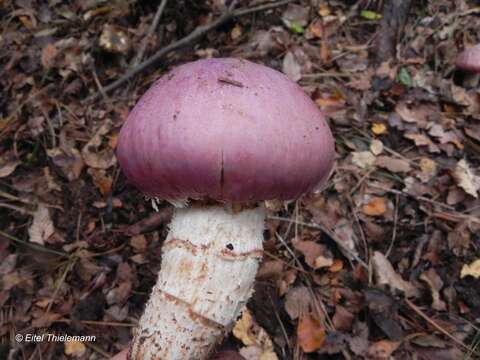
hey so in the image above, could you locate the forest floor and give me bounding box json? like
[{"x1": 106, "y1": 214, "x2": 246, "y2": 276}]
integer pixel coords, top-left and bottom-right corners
[{"x1": 1, "y1": 0, "x2": 480, "y2": 359}]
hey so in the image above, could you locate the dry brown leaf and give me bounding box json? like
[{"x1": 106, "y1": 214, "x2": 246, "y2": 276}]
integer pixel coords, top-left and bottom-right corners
[
  {"x1": 297, "y1": 313, "x2": 326, "y2": 353},
  {"x1": 32, "y1": 312, "x2": 62, "y2": 328},
  {"x1": 282, "y1": 51, "x2": 302, "y2": 82},
  {"x1": 284, "y1": 286, "x2": 311, "y2": 320},
  {"x1": 130, "y1": 234, "x2": 147, "y2": 251},
  {"x1": 375, "y1": 156, "x2": 411, "y2": 173},
  {"x1": 367, "y1": 340, "x2": 400, "y2": 359},
  {"x1": 363, "y1": 197, "x2": 387, "y2": 217},
  {"x1": 420, "y1": 268, "x2": 446, "y2": 311},
  {"x1": 0, "y1": 156, "x2": 20, "y2": 178},
  {"x1": 333, "y1": 220, "x2": 358, "y2": 257},
  {"x1": 64, "y1": 340, "x2": 86, "y2": 357},
  {"x1": 372, "y1": 251, "x2": 419, "y2": 297},
  {"x1": 47, "y1": 147, "x2": 85, "y2": 181},
  {"x1": 2, "y1": 271, "x2": 23, "y2": 291},
  {"x1": 404, "y1": 133, "x2": 440, "y2": 153},
  {"x1": 41, "y1": 43, "x2": 58, "y2": 68},
  {"x1": 293, "y1": 239, "x2": 333, "y2": 269},
  {"x1": 88, "y1": 168, "x2": 113, "y2": 195},
  {"x1": 418, "y1": 157, "x2": 437, "y2": 183},
  {"x1": 460, "y1": 259, "x2": 480, "y2": 279},
  {"x1": 233, "y1": 311, "x2": 277, "y2": 359},
  {"x1": 29, "y1": 204, "x2": 55, "y2": 245},
  {"x1": 231, "y1": 25, "x2": 242, "y2": 40},
  {"x1": 81, "y1": 119, "x2": 117, "y2": 169},
  {"x1": 332, "y1": 305, "x2": 354, "y2": 331},
  {"x1": 395, "y1": 102, "x2": 428, "y2": 126},
  {"x1": 233, "y1": 311, "x2": 257, "y2": 346},
  {"x1": 370, "y1": 139, "x2": 384, "y2": 155},
  {"x1": 453, "y1": 159, "x2": 480, "y2": 198},
  {"x1": 352, "y1": 151, "x2": 376, "y2": 169}
]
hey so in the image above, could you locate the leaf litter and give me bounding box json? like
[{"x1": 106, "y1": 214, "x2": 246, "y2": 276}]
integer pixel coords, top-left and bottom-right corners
[{"x1": 1, "y1": 0, "x2": 480, "y2": 359}]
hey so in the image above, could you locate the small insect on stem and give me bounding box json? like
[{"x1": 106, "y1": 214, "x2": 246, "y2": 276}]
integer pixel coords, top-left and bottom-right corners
[{"x1": 218, "y1": 77, "x2": 244, "y2": 88}]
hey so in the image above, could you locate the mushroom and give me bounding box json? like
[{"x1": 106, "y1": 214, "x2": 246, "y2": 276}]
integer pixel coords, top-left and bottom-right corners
[
  {"x1": 117, "y1": 58, "x2": 335, "y2": 359},
  {"x1": 456, "y1": 43, "x2": 480, "y2": 88}
]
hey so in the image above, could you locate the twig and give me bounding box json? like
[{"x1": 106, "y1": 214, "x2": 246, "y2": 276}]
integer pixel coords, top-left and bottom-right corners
[
  {"x1": 130, "y1": 0, "x2": 168, "y2": 68},
  {"x1": 268, "y1": 216, "x2": 368, "y2": 269},
  {"x1": 404, "y1": 298, "x2": 478, "y2": 355},
  {"x1": 369, "y1": 183, "x2": 455, "y2": 211},
  {"x1": 268, "y1": 293, "x2": 291, "y2": 352},
  {"x1": 386, "y1": 193, "x2": 399, "y2": 258},
  {"x1": 0, "y1": 202, "x2": 33, "y2": 215},
  {"x1": 45, "y1": 257, "x2": 77, "y2": 314},
  {"x1": 346, "y1": 193, "x2": 368, "y2": 262},
  {"x1": 0, "y1": 229, "x2": 68, "y2": 257},
  {"x1": 86, "y1": 0, "x2": 294, "y2": 102}
]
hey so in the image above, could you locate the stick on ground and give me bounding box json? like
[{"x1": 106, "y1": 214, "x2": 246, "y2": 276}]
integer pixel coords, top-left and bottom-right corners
[{"x1": 85, "y1": 0, "x2": 294, "y2": 102}]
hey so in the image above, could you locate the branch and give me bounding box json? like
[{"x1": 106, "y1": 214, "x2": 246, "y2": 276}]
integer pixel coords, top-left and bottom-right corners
[
  {"x1": 86, "y1": 0, "x2": 294, "y2": 102},
  {"x1": 130, "y1": 0, "x2": 168, "y2": 68}
]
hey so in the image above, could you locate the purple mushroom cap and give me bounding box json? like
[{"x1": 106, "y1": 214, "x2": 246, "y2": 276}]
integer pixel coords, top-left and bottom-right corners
[
  {"x1": 117, "y1": 58, "x2": 335, "y2": 202},
  {"x1": 456, "y1": 44, "x2": 480, "y2": 72}
]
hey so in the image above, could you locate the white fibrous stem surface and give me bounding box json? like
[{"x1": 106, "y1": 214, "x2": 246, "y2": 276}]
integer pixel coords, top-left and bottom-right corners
[{"x1": 129, "y1": 205, "x2": 265, "y2": 360}]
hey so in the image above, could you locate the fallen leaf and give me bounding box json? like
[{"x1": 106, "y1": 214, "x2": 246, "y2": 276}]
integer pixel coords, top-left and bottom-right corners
[
  {"x1": 420, "y1": 268, "x2": 447, "y2": 311},
  {"x1": 352, "y1": 151, "x2": 376, "y2": 169},
  {"x1": 47, "y1": 147, "x2": 85, "y2": 181},
  {"x1": 453, "y1": 159, "x2": 480, "y2": 198},
  {"x1": 446, "y1": 187, "x2": 466, "y2": 205},
  {"x1": 395, "y1": 102, "x2": 428, "y2": 126},
  {"x1": 282, "y1": 51, "x2": 302, "y2": 82},
  {"x1": 418, "y1": 157, "x2": 437, "y2": 183},
  {"x1": 239, "y1": 345, "x2": 277, "y2": 360},
  {"x1": 404, "y1": 133, "x2": 440, "y2": 153},
  {"x1": 0, "y1": 157, "x2": 20, "y2": 178},
  {"x1": 233, "y1": 311, "x2": 277, "y2": 359},
  {"x1": 0, "y1": 254, "x2": 17, "y2": 275},
  {"x1": 332, "y1": 305, "x2": 354, "y2": 331},
  {"x1": 375, "y1": 156, "x2": 411, "y2": 173},
  {"x1": 29, "y1": 204, "x2": 55, "y2": 245},
  {"x1": 88, "y1": 168, "x2": 113, "y2": 195},
  {"x1": 329, "y1": 259, "x2": 343, "y2": 272},
  {"x1": 297, "y1": 313, "x2": 326, "y2": 353},
  {"x1": 233, "y1": 311, "x2": 257, "y2": 346},
  {"x1": 372, "y1": 123, "x2": 387, "y2": 135},
  {"x1": 130, "y1": 234, "x2": 147, "y2": 251},
  {"x1": 360, "y1": 10, "x2": 382, "y2": 20},
  {"x1": 460, "y1": 259, "x2": 480, "y2": 279},
  {"x1": 81, "y1": 119, "x2": 117, "y2": 169},
  {"x1": 333, "y1": 220, "x2": 359, "y2": 258},
  {"x1": 363, "y1": 197, "x2": 387, "y2": 217},
  {"x1": 231, "y1": 25, "x2": 242, "y2": 40},
  {"x1": 370, "y1": 139, "x2": 384, "y2": 155},
  {"x1": 372, "y1": 251, "x2": 419, "y2": 297},
  {"x1": 64, "y1": 340, "x2": 86, "y2": 357},
  {"x1": 367, "y1": 340, "x2": 400, "y2": 359},
  {"x1": 32, "y1": 312, "x2": 62, "y2": 328},
  {"x1": 99, "y1": 24, "x2": 129, "y2": 54},
  {"x1": 284, "y1": 286, "x2": 311, "y2": 320},
  {"x1": 41, "y1": 43, "x2": 58, "y2": 68},
  {"x1": 410, "y1": 334, "x2": 446, "y2": 348},
  {"x1": 293, "y1": 239, "x2": 333, "y2": 269}
]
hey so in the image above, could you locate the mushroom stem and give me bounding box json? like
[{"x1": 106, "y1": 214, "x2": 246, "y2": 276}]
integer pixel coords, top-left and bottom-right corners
[{"x1": 129, "y1": 205, "x2": 265, "y2": 360}]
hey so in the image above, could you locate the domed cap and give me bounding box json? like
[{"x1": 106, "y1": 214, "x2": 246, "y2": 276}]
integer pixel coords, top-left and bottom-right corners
[
  {"x1": 456, "y1": 44, "x2": 480, "y2": 72},
  {"x1": 117, "y1": 58, "x2": 335, "y2": 202}
]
